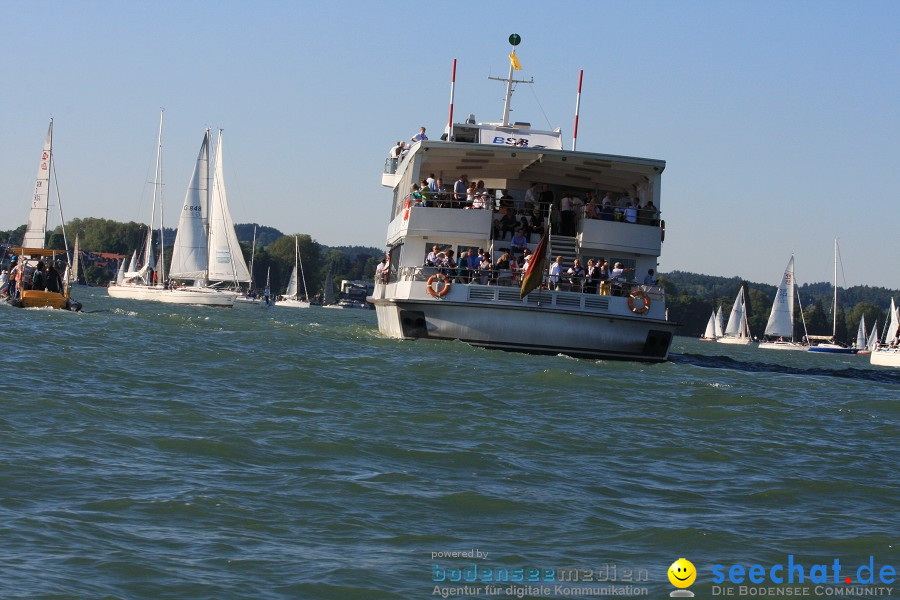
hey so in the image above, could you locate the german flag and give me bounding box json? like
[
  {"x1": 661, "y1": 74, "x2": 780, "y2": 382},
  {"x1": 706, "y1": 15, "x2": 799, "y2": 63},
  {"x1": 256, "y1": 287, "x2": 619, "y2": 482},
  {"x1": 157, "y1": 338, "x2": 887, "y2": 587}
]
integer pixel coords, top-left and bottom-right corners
[{"x1": 520, "y1": 232, "x2": 548, "y2": 299}]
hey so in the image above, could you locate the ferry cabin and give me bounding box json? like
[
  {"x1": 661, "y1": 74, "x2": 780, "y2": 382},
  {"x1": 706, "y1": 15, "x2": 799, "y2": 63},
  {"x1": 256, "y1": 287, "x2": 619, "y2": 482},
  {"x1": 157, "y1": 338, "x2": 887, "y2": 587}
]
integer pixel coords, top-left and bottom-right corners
[{"x1": 373, "y1": 119, "x2": 675, "y2": 361}]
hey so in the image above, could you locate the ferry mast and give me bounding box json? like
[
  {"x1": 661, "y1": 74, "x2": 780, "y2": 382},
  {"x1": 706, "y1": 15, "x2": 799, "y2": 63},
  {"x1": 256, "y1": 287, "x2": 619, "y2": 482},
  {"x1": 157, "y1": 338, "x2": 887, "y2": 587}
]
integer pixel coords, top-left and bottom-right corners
[{"x1": 487, "y1": 33, "x2": 533, "y2": 126}]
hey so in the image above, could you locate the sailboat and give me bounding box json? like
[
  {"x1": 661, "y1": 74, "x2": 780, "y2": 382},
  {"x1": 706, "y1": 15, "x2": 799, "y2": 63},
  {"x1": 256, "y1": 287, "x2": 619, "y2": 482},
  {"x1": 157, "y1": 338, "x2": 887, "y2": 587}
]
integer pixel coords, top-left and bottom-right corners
[
  {"x1": 108, "y1": 123, "x2": 247, "y2": 306},
  {"x1": 808, "y1": 240, "x2": 856, "y2": 354},
  {"x1": 235, "y1": 225, "x2": 259, "y2": 304},
  {"x1": 700, "y1": 310, "x2": 717, "y2": 341},
  {"x1": 854, "y1": 315, "x2": 870, "y2": 354},
  {"x1": 261, "y1": 267, "x2": 274, "y2": 307},
  {"x1": 715, "y1": 305, "x2": 725, "y2": 338},
  {"x1": 9, "y1": 119, "x2": 81, "y2": 311},
  {"x1": 322, "y1": 267, "x2": 341, "y2": 308},
  {"x1": 870, "y1": 300, "x2": 900, "y2": 367},
  {"x1": 866, "y1": 320, "x2": 879, "y2": 353},
  {"x1": 717, "y1": 287, "x2": 753, "y2": 344},
  {"x1": 276, "y1": 236, "x2": 310, "y2": 308},
  {"x1": 758, "y1": 256, "x2": 807, "y2": 351},
  {"x1": 69, "y1": 234, "x2": 86, "y2": 287}
]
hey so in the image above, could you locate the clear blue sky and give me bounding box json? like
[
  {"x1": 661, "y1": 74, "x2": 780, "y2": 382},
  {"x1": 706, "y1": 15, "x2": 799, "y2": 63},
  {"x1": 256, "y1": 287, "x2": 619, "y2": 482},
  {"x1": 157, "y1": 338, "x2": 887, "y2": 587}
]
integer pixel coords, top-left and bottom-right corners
[{"x1": 2, "y1": 1, "x2": 898, "y2": 288}]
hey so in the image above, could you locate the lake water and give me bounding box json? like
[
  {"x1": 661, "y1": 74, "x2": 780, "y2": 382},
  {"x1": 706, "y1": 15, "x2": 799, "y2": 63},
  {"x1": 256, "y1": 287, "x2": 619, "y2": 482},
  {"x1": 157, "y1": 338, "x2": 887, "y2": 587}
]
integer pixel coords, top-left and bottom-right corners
[{"x1": 1, "y1": 288, "x2": 897, "y2": 599}]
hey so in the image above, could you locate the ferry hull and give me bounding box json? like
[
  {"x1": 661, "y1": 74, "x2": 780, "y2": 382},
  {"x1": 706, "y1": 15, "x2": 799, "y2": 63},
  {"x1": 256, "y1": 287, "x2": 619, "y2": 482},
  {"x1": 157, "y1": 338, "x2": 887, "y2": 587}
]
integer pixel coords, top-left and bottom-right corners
[
  {"x1": 373, "y1": 299, "x2": 676, "y2": 362},
  {"x1": 107, "y1": 284, "x2": 237, "y2": 307}
]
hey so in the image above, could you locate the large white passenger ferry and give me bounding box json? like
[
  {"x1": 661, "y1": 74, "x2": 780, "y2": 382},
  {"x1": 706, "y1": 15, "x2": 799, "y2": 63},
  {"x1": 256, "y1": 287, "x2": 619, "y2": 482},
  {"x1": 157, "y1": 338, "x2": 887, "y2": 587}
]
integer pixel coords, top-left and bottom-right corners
[{"x1": 369, "y1": 38, "x2": 678, "y2": 362}]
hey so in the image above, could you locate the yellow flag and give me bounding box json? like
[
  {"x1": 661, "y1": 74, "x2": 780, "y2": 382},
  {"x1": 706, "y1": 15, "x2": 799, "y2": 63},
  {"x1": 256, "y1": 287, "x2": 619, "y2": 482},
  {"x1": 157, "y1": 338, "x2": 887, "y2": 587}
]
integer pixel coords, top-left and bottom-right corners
[{"x1": 509, "y1": 52, "x2": 522, "y2": 71}]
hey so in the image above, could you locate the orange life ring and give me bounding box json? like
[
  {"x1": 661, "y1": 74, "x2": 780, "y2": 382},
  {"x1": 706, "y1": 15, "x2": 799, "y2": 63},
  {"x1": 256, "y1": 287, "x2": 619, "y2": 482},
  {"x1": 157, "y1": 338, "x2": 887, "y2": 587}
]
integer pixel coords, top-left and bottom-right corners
[
  {"x1": 426, "y1": 273, "x2": 451, "y2": 298},
  {"x1": 403, "y1": 198, "x2": 411, "y2": 221},
  {"x1": 660, "y1": 219, "x2": 666, "y2": 242},
  {"x1": 628, "y1": 289, "x2": 651, "y2": 314}
]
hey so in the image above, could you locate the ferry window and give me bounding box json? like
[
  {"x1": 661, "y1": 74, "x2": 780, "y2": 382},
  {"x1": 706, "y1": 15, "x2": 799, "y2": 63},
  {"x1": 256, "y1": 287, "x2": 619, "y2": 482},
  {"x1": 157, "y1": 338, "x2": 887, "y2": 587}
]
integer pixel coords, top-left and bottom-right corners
[
  {"x1": 389, "y1": 243, "x2": 403, "y2": 274},
  {"x1": 424, "y1": 243, "x2": 452, "y2": 266}
]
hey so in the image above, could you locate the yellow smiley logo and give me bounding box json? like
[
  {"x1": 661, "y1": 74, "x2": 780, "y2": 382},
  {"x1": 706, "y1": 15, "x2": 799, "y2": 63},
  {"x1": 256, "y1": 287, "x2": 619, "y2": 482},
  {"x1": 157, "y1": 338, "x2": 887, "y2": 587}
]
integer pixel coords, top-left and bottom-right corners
[{"x1": 668, "y1": 558, "x2": 696, "y2": 588}]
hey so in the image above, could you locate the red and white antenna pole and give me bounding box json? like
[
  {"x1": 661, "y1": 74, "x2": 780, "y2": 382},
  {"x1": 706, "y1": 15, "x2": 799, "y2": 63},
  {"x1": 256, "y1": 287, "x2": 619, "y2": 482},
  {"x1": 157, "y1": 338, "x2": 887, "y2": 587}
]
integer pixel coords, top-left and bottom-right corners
[
  {"x1": 572, "y1": 69, "x2": 583, "y2": 151},
  {"x1": 448, "y1": 58, "x2": 457, "y2": 142}
]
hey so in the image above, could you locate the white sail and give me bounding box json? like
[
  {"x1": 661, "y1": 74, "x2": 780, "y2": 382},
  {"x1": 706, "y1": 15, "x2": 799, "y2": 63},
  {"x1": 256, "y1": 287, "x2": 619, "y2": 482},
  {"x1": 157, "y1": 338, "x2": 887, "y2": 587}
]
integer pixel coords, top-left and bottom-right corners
[
  {"x1": 207, "y1": 130, "x2": 251, "y2": 284},
  {"x1": 72, "y1": 235, "x2": 80, "y2": 284},
  {"x1": 285, "y1": 237, "x2": 299, "y2": 298},
  {"x1": 702, "y1": 311, "x2": 716, "y2": 339},
  {"x1": 124, "y1": 250, "x2": 139, "y2": 277},
  {"x1": 714, "y1": 306, "x2": 725, "y2": 338},
  {"x1": 23, "y1": 120, "x2": 53, "y2": 249},
  {"x1": 764, "y1": 256, "x2": 795, "y2": 338},
  {"x1": 116, "y1": 256, "x2": 126, "y2": 285},
  {"x1": 324, "y1": 269, "x2": 335, "y2": 305},
  {"x1": 856, "y1": 316, "x2": 867, "y2": 349},
  {"x1": 867, "y1": 321, "x2": 879, "y2": 352},
  {"x1": 169, "y1": 131, "x2": 210, "y2": 280},
  {"x1": 724, "y1": 288, "x2": 747, "y2": 337},
  {"x1": 886, "y1": 299, "x2": 899, "y2": 342}
]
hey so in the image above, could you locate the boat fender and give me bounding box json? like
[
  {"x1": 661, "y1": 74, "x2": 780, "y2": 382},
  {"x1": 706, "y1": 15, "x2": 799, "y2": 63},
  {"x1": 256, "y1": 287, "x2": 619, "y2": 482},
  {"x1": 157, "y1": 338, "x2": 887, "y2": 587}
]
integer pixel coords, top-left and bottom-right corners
[
  {"x1": 660, "y1": 219, "x2": 665, "y2": 242},
  {"x1": 426, "y1": 273, "x2": 451, "y2": 298},
  {"x1": 403, "y1": 198, "x2": 411, "y2": 221},
  {"x1": 628, "y1": 289, "x2": 650, "y2": 315}
]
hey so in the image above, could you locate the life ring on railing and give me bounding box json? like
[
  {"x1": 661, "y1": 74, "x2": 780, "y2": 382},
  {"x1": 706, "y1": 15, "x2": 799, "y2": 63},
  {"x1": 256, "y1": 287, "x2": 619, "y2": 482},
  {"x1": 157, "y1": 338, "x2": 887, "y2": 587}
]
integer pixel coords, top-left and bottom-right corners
[
  {"x1": 628, "y1": 289, "x2": 651, "y2": 315},
  {"x1": 660, "y1": 219, "x2": 666, "y2": 242},
  {"x1": 426, "y1": 273, "x2": 451, "y2": 298},
  {"x1": 403, "y1": 198, "x2": 411, "y2": 221}
]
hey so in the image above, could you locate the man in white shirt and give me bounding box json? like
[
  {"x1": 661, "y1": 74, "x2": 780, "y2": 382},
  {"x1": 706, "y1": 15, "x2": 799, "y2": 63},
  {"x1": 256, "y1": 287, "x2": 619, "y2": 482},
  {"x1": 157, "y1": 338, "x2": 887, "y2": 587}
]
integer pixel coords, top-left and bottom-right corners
[{"x1": 548, "y1": 256, "x2": 563, "y2": 290}]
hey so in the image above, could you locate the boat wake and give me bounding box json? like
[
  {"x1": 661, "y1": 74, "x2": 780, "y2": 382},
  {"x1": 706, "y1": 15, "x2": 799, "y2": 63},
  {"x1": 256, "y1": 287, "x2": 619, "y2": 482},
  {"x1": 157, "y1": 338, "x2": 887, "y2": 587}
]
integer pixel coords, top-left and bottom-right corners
[{"x1": 671, "y1": 352, "x2": 900, "y2": 384}]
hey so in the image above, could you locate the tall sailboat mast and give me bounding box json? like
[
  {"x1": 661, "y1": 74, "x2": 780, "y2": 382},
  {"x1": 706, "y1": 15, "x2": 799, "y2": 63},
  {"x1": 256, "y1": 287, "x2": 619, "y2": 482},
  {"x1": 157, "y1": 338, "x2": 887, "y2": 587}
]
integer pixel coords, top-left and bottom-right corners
[
  {"x1": 155, "y1": 109, "x2": 165, "y2": 284},
  {"x1": 249, "y1": 225, "x2": 257, "y2": 291},
  {"x1": 832, "y1": 239, "x2": 838, "y2": 339}
]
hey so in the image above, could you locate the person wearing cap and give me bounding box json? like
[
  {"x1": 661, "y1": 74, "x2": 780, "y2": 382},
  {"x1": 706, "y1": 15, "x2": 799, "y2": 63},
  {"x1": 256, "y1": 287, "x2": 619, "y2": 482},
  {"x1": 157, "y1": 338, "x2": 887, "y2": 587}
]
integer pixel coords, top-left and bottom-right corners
[{"x1": 411, "y1": 127, "x2": 428, "y2": 142}]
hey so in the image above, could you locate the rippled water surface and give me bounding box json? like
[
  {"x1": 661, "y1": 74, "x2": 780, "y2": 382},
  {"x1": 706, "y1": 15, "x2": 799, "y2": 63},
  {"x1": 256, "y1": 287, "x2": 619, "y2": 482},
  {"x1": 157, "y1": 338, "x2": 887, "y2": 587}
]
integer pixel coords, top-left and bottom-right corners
[{"x1": 1, "y1": 289, "x2": 897, "y2": 599}]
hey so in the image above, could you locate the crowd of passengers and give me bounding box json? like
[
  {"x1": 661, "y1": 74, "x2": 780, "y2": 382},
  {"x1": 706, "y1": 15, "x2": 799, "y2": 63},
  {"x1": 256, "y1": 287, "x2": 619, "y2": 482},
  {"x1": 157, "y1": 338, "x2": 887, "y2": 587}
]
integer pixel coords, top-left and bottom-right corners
[
  {"x1": 405, "y1": 174, "x2": 660, "y2": 239},
  {"x1": 410, "y1": 243, "x2": 658, "y2": 296},
  {"x1": 0, "y1": 257, "x2": 65, "y2": 300}
]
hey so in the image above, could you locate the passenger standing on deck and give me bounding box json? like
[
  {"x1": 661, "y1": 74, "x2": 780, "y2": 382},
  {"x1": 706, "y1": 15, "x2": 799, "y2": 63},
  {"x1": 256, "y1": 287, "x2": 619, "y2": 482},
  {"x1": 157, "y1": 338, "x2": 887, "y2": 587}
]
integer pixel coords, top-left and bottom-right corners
[
  {"x1": 0, "y1": 270, "x2": 9, "y2": 298},
  {"x1": 32, "y1": 261, "x2": 45, "y2": 291},
  {"x1": 454, "y1": 174, "x2": 469, "y2": 209},
  {"x1": 524, "y1": 182, "x2": 539, "y2": 211},
  {"x1": 45, "y1": 262, "x2": 62, "y2": 293},
  {"x1": 548, "y1": 256, "x2": 563, "y2": 290},
  {"x1": 433, "y1": 178, "x2": 448, "y2": 207},
  {"x1": 426, "y1": 245, "x2": 441, "y2": 266},
  {"x1": 540, "y1": 184, "x2": 556, "y2": 231},
  {"x1": 411, "y1": 127, "x2": 428, "y2": 142}
]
